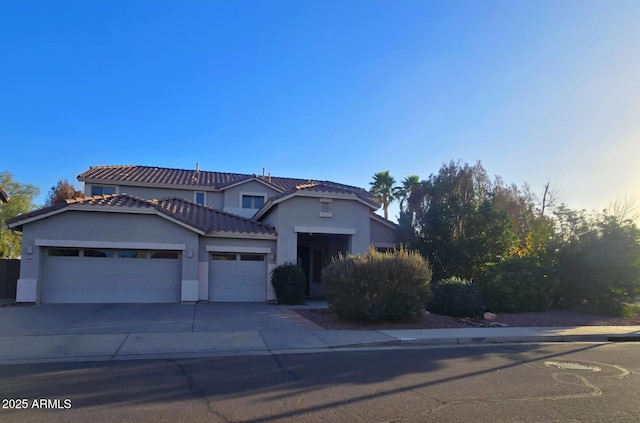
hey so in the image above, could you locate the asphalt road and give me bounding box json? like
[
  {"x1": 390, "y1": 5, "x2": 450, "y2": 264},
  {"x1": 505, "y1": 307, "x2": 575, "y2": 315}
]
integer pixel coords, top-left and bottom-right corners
[{"x1": 1, "y1": 343, "x2": 639, "y2": 422}]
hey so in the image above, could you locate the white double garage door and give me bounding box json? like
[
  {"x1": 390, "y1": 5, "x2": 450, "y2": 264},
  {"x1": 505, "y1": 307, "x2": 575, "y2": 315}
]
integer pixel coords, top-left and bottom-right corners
[{"x1": 42, "y1": 247, "x2": 267, "y2": 303}]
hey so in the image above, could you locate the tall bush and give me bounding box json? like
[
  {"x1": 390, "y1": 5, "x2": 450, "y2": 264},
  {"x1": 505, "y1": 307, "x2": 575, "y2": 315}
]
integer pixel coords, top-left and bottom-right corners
[
  {"x1": 428, "y1": 277, "x2": 484, "y2": 317},
  {"x1": 322, "y1": 247, "x2": 432, "y2": 322},
  {"x1": 481, "y1": 256, "x2": 552, "y2": 313},
  {"x1": 554, "y1": 214, "x2": 640, "y2": 315},
  {"x1": 271, "y1": 262, "x2": 307, "y2": 305}
]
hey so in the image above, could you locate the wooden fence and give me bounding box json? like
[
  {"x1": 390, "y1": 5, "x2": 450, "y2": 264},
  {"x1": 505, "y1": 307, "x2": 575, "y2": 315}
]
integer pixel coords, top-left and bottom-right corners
[{"x1": 0, "y1": 259, "x2": 19, "y2": 300}]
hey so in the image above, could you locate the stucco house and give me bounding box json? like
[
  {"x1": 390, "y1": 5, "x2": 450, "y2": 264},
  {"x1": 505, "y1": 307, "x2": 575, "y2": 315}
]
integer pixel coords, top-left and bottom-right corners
[{"x1": 6, "y1": 165, "x2": 399, "y2": 304}]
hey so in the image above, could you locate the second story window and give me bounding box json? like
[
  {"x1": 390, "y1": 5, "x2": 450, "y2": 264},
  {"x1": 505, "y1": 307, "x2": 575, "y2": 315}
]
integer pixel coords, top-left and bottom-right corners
[
  {"x1": 242, "y1": 195, "x2": 265, "y2": 209},
  {"x1": 194, "y1": 191, "x2": 206, "y2": 205},
  {"x1": 91, "y1": 186, "x2": 116, "y2": 196}
]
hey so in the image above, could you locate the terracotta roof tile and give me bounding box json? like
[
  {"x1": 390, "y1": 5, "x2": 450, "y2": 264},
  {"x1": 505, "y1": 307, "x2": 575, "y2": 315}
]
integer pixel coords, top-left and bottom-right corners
[
  {"x1": 78, "y1": 165, "x2": 378, "y2": 205},
  {"x1": 264, "y1": 183, "x2": 379, "y2": 208},
  {"x1": 6, "y1": 194, "x2": 276, "y2": 236},
  {"x1": 155, "y1": 198, "x2": 276, "y2": 235},
  {"x1": 79, "y1": 165, "x2": 249, "y2": 189},
  {"x1": 66, "y1": 194, "x2": 156, "y2": 208}
]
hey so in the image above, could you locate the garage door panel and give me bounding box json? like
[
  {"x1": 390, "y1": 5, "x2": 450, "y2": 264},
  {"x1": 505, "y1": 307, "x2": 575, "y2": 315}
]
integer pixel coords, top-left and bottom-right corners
[
  {"x1": 209, "y1": 257, "x2": 266, "y2": 302},
  {"x1": 43, "y1": 253, "x2": 181, "y2": 303}
]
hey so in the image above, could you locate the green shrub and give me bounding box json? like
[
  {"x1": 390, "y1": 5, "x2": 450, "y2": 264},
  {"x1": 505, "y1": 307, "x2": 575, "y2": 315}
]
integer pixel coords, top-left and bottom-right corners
[
  {"x1": 553, "y1": 215, "x2": 640, "y2": 316},
  {"x1": 481, "y1": 256, "x2": 551, "y2": 313},
  {"x1": 322, "y1": 247, "x2": 432, "y2": 322},
  {"x1": 428, "y1": 277, "x2": 484, "y2": 317},
  {"x1": 271, "y1": 262, "x2": 307, "y2": 305}
]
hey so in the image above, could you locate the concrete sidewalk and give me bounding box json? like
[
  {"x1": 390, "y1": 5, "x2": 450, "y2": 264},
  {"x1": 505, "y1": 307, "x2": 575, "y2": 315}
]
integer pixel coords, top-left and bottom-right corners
[{"x1": 0, "y1": 303, "x2": 639, "y2": 364}]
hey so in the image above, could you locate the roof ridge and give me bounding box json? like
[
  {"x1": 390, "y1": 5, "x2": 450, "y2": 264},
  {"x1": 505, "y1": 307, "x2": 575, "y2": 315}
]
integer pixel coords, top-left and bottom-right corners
[
  {"x1": 89, "y1": 164, "x2": 137, "y2": 169},
  {"x1": 84, "y1": 164, "x2": 326, "y2": 184},
  {"x1": 91, "y1": 164, "x2": 251, "y2": 177}
]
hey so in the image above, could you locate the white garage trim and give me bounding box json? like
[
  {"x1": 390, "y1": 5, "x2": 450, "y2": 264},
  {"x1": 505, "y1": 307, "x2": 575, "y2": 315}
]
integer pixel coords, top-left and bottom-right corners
[
  {"x1": 16, "y1": 278, "x2": 37, "y2": 302},
  {"x1": 206, "y1": 246, "x2": 272, "y2": 254},
  {"x1": 293, "y1": 226, "x2": 356, "y2": 235},
  {"x1": 35, "y1": 239, "x2": 186, "y2": 250},
  {"x1": 198, "y1": 262, "x2": 209, "y2": 300}
]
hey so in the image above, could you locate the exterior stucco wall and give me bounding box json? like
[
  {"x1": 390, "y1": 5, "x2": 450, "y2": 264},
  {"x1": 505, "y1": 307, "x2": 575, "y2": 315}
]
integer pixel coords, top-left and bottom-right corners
[
  {"x1": 370, "y1": 217, "x2": 399, "y2": 247},
  {"x1": 223, "y1": 180, "x2": 279, "y2": 208},
  {"x1": 18, "y1": 211, "x2": 200, "y2": 302},
  {"x1": 270, "y1": 197, "x2": 372, "y2": 265},
  {"x1": 83, "y1": 183, "x2": 224, "y2": 209},
  {"x1": 222, "y1": 180, "x2": 279, "y2": 218}
]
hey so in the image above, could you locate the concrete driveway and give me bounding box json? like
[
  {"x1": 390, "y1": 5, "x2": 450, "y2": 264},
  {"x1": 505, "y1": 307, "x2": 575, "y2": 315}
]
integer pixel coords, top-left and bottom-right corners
[
  {"x1": 0, "y1": 303, "x2": 308, "y2": 336},
  {"x1": 0, "y1": 302, "x2": 396, "y2": 363}
]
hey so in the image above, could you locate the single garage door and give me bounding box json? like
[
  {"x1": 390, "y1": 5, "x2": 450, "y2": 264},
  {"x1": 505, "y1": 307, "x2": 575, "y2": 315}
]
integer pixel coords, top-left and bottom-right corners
[
  {"x1": 209, "y1": 253, "x2": 266, "y2": 302},
  {"x1": 43, "y1": 248, "x2": 181, "y2": 303}
]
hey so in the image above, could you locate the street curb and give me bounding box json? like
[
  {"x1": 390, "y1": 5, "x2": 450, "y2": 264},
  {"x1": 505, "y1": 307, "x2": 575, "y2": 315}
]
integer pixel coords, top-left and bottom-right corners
[
  {"x1": 607, "y1": 335, "x2": 640, "y2": 342},
  {"x1": 341, "y1": 334, "x2": 640, "y2": 348}
]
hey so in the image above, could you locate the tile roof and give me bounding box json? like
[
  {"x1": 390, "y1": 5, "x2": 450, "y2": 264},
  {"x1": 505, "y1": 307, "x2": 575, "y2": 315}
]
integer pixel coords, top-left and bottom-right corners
[
  {"x1": 79, "y1": 165, "x2": 249, "y2": 189},
  {"x1": 370, "y1": 212, "x2": 400, "y2": 228},
  {"x1": 6, "y1": 194, "x2": 276, "y2": 236},
  {"x1": 78, "y1": 165, "x2": 378, "y2": 205},
  {"x1": 253, "y1": 183, "x2": 380, "y2": 220},
  {"x1": 155, "y1": 197, "x2": 276, "y2": 235}
]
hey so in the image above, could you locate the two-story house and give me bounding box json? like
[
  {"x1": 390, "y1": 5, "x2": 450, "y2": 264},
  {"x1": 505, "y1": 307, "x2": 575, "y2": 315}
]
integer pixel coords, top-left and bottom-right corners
[{"x1": 6, "y1": 165, "x2": 399, "y2": 304}]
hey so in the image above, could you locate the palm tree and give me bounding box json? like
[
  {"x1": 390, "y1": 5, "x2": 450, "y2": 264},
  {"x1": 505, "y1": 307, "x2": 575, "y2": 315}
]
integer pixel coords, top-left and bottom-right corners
[
  {"x1": 369, "y1": 171, "x2": 396, "y2": 220},
  {"x1": 394, "y1": 175, "x2": 420, "y2": 212}
]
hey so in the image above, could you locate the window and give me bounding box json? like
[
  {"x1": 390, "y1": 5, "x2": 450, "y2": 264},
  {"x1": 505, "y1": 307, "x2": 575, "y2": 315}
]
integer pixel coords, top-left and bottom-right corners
[
  {"x1": 91, "y1": 186, "x2": 116, "y2": 196},
  {"x1": 240, "y1": 254, "x2": 264, "y2": 262},
  {"x1": 48, "y1": 248, "x2": 80, "y2": 257},
  {"x1": 117, "y1": 250, "x2": 147, "y2": 259},
  {"x1": 211, "y1": 253, "x2": 237, "y2": 261},
  {"x1": 242, "y1": 195, "x2": 265, "y2": 209},
  {"x1": 319, "y1": 198, "x2": 332, "y2": 217},
  {"x1": 83, "y1": 249, "x2": 113, "y2": 258},
  {"x1": 194, "y1": 191, "x2": 206, "y2": 205},
  {"x1": 150, "y1": 251, "x2": 179, "y2": 259}
]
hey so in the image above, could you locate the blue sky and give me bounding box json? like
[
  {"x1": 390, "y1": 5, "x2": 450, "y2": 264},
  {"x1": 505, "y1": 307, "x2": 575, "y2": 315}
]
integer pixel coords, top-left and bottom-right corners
[{"x1": 2, "y1": 0, "x2": 639, "y2": 221}]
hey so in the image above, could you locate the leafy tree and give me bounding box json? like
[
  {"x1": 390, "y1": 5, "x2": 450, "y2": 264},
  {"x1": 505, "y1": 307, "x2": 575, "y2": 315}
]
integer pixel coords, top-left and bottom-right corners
[
  {"x1": 393, "y1": 175, "x2": 420, "y2": 212},
  {"x1": 369, "y1": 170, "x2": 396, "y2": 220},
  {"x1": 404, "y1": 161, "x2": 514, "y2": 280},
  {"x1": 398, "y1": 160, "x2": 640, "y2": 316},
  {"x1": 46, "y1": 179, "x2": 84, "y2": 206},
  {"x1": 553, "y1": 210, "x2": 640, "y2": 314},
  {"x1": 0, "y1": 171, "x2": 40, "y2": 258}
]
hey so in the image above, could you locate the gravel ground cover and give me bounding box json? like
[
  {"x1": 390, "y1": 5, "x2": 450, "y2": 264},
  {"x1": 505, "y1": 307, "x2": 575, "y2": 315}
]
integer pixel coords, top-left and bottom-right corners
[{"x1": 295, "y1": 308, "x2": 640, "y2": 330}]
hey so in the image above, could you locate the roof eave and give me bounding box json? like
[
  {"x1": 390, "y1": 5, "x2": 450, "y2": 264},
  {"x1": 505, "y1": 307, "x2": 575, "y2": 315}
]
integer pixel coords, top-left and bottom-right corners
[
  {"x1": 371, "y1": 213, "x2": 400, "y2": 229},
  {"x1": 78, "y1": 178, "x2": 222, "y2": 193},
  {"x1": 5, "y1": 206, "x2": 68, "y2": 230}
]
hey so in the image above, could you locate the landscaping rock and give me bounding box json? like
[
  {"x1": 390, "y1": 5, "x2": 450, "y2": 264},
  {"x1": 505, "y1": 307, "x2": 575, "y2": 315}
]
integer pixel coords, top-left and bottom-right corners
[{"x1": 484, "y1": 312, "x2": 498, "y2": 320}]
